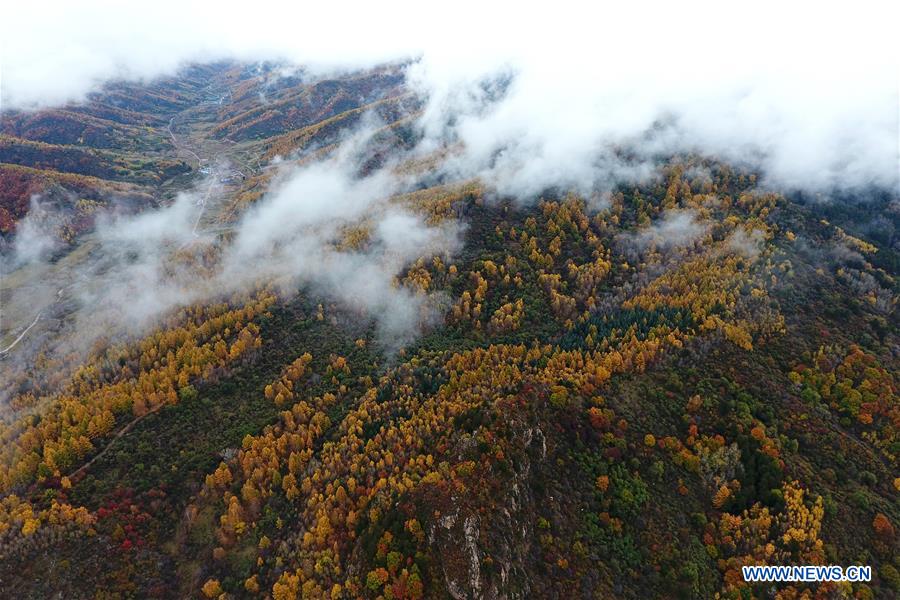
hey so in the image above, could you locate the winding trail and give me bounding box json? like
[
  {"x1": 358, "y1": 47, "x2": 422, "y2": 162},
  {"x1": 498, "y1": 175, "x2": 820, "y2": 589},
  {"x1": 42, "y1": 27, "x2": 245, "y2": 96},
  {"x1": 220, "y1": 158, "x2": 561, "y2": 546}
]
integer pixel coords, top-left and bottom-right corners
[
  {"x1": 1, "y1": 281, "x2": 79, "y2": 359},
  {"x1": 0, "y1": 310, "x2": 42, "y2": 358},
  {"x1": 69, "y1": 403, "x2": 166, "y2": 479},
  {"x1": 167, "y1": 115, "x2": 202, "y2": 165},
  {"x1": 190, "y1": 178, "x2": 218, "y2": 238}
]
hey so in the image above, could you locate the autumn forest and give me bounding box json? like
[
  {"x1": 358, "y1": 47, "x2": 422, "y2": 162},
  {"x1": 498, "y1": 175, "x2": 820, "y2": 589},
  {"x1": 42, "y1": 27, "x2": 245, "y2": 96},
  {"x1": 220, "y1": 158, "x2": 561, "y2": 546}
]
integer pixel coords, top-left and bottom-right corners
[{"x1": 0, "y1": 57, "x2": 897, "y2": 600}]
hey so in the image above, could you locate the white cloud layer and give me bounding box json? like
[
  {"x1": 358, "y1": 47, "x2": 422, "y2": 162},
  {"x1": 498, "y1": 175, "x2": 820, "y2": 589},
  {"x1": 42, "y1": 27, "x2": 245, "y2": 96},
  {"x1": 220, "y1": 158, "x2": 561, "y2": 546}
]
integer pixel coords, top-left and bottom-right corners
[{"x1": 3, "y1": 0, "x2": 897, "y2": 192}]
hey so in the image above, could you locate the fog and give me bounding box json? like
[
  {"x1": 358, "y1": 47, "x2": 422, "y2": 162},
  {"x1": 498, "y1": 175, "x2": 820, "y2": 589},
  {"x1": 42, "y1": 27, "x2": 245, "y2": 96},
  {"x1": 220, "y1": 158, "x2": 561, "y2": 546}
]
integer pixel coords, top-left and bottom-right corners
[
  {"x1": 623, "y1": 209, "x2": 710, "y2": 251},
  {"x1": 7, "y1": 197, "x2": 63, "y2": 267},
  {"x1": 217, "y1": 136, "x2": 460, "y2": 346},
  {"x1": 4, "y1": 1, "x2": 897, "y2": 193}
]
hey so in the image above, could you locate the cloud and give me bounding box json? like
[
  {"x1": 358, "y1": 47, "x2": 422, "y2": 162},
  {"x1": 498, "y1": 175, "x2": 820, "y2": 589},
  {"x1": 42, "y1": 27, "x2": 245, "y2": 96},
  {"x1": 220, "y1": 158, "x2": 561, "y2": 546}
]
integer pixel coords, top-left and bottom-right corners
[
  {"x1": 217, "y1": 139, "x2": 460, "y2": 346},
  {"x1": 725, "y1": 227, "x2": 766, "y2": 259},
  {"x1": 621, "y1": 209, "x2": 710, "y2": 253},
  {"x1": 409, "y1": 28, "x2": 898, "y2": 194},
  {"x1": 74, "y1": 191, "x2": 211, "y2": 329},
  {"x1": 4, "y1": 196, "x2": 62, "y2": 267},
  {"x1": 3, "y1": 1, "x2": 896, "y2": 193}
]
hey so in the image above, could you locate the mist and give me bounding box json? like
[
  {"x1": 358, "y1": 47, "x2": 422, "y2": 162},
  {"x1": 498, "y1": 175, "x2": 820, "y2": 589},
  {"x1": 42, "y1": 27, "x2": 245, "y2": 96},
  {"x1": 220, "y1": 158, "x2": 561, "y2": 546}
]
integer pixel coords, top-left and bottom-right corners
[
  {"x1": 216, "y1": 135, "x2": 460, "y2": 347},
  {"x1": 6, "y1": 196, "x2": 63, "y2": 267},
  {"x1": 5, "y1": 1, "x2": 897, "y2": 194},
  {"x1": 621, "y1": 209, "x2": 711, "y2": 252}
]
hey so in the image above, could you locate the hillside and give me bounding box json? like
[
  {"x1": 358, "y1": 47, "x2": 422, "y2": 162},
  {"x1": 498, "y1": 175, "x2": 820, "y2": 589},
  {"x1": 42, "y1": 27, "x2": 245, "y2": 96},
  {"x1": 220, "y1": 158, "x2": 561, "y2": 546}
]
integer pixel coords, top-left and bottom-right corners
[{"x1": 0, "y1": 62, "x2": 897, "y2": 600}]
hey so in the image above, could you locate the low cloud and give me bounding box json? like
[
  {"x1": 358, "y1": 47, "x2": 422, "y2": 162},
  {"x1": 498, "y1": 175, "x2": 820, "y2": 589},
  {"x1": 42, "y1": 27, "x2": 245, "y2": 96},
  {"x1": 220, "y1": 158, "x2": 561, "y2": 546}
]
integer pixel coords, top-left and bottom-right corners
[
  {"x1": 4, "y1": 196, "x2": 62, "y2": 268},
  {"x1": 218, "y1": 141, "x2": 460, "y2": 346},
  {"x1": 3, "y1": 2, "x2": 897, "y2": 196},
  {"x1": 620, "y1": 209, "x2": 710, "y2": 254},
  {"x1": 725, "y1": 227, "x2": 766, "y2": 259}
]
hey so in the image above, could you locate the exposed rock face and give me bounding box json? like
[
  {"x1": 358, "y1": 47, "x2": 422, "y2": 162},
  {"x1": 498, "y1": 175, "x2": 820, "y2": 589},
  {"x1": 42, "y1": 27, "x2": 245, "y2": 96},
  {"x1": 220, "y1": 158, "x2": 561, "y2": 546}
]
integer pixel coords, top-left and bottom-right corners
[{"x1": 427, "y1": 424, "x2": 549, "y2": 599}]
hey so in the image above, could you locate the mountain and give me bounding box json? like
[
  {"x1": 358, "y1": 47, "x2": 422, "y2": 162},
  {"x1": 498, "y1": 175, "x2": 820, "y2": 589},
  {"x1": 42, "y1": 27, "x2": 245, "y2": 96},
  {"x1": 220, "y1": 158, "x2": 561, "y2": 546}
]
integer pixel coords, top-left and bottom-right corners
[{"x1": 0, "y1": 62, "x2": 897, "y2": 599}]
